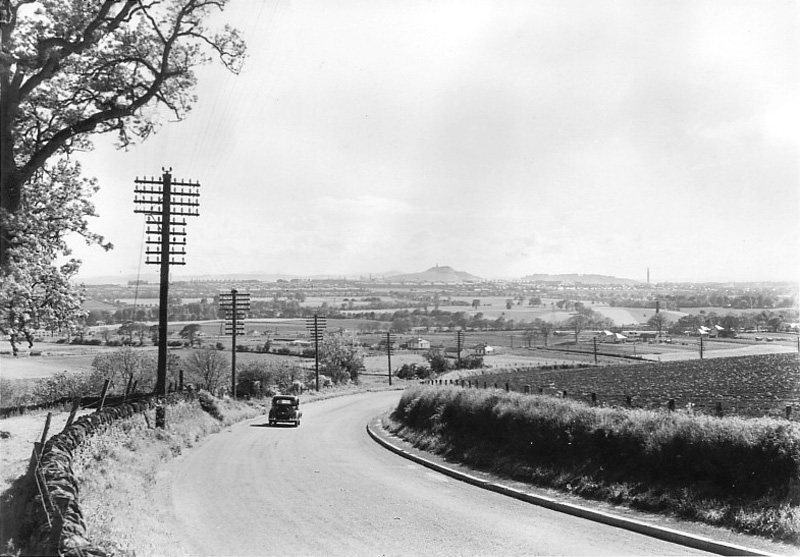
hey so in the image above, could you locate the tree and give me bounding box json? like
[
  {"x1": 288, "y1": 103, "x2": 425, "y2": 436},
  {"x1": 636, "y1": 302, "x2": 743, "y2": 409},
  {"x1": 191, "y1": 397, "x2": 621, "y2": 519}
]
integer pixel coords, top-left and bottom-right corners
[
  {"x1": 534, "y1": 319, "x2": 553, "y2": 347},
  {"x1": 424, "y1": 351, "x2": 452, "y2": 374},
  {"x1": 1, "y1": 1, "x2": 246, "y2": 359},
  {"x1": 184, "y1": 347, "x2": 229, "y2": 392},
  {"x1": 471, "y1": 299, "x2": 480, "y2": 310},
  {"x1": 91, "y1": 346, "x2": 156, "y2": 394},
  {"x1": 567, "y1": 313, "x2": 590, "y2": 343},
  {"x1": 179, "y1": 323, "x2": 201, "y2": 346},
  {"x1": 0, "y1": 160, "x2": 109, "y2": 353},
  {"x1": 1, "y1": 0, "x2": 246, "y2": 265},
  {"x1": 647, "y1": 313, "x2": 670, "y2": 336},
  {"x1": 320, "y1": 333, "x2": 364, "y2": 384}
]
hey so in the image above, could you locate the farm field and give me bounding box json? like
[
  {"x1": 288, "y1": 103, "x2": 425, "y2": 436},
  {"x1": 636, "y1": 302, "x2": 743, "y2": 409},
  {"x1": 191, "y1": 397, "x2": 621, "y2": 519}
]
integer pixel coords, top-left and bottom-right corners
[{"x1": 468, "y1": 352, "x2": 800, "y2": 420}]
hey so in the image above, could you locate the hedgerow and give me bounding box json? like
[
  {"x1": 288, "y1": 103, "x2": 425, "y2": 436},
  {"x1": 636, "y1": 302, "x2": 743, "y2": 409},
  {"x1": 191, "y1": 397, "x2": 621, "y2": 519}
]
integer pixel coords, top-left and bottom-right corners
[{"x1": 391, "y1": 385, "x2": 800, "y2": 541}]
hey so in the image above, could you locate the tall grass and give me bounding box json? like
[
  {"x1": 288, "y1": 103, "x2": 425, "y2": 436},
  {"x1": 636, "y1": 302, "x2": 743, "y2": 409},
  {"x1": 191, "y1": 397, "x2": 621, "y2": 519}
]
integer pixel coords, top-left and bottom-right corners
[{"x1": 390, "y1": 385, "x2": 800, "y2": 543}]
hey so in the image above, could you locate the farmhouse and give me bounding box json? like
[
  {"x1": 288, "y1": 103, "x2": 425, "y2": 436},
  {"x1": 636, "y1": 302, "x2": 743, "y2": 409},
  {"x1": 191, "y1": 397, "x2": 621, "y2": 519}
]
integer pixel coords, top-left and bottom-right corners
[
  {"x1": 407, "y1": 337, "x2": 430, "y2": 350},
  {"x1": 473, "y1": 342, "x2": 495, "y2": 355}
]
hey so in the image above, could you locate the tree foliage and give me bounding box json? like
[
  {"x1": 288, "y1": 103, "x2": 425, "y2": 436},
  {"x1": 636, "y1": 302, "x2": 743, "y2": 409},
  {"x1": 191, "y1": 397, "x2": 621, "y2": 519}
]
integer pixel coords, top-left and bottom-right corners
[
  {"x1": 91, "y1": 346, "x2": 156, "y2": 393},
  {"x1": 0, "y1": 159, "x2": 111, "y2": 353},
  {"x1": 0, "y1": 0, "x2": 246, "y2": 350},
  {"x1": 320, "y1": 333, "x2": 364, "y2": 384},
  {"x1": 184, "y1": 347, "x2": 229, "y2": 392},
  {"x1": 236, "y1": 360, "x2": 308, "y2": 397}
]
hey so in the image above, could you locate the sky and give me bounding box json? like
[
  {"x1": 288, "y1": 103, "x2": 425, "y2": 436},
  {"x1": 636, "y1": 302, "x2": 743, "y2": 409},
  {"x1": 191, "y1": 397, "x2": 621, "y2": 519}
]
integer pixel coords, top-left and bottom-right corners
[{"x1": 69, "y1": 0, "x2": 799, "y2": 283}]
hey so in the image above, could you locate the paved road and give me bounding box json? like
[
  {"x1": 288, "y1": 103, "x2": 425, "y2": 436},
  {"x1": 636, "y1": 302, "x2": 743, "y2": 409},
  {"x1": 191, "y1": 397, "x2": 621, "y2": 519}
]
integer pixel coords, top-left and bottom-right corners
[{"x1": 163, "y1": 391, "x2": 710, "y2": 556}]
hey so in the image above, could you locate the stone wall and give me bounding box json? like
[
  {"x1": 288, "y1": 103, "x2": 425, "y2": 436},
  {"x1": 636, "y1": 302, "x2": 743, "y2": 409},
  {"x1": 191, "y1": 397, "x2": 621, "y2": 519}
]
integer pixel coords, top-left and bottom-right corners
[{"x1": 27, "y1": 395, "x2": 183, "y2": 556}]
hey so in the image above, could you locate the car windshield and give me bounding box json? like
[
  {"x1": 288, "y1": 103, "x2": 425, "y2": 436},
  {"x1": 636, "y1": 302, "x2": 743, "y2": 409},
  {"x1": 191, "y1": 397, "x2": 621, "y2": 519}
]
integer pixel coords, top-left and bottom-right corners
[{"x1": 273, "y1": 398, "x2": 295, "y2": 406}]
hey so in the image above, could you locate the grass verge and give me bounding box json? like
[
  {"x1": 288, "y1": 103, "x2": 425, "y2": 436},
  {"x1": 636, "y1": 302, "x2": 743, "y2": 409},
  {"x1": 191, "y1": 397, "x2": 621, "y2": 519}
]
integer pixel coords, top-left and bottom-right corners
[
  {"x1": 388, "y1": 385, "x2": 800, "y2": 544},
  {"x1": 70, "y1": 397, "x2": 266, "y2": 556},
  {"x1": 59, "y1": 379, "x2": 403, "y2": 555}
]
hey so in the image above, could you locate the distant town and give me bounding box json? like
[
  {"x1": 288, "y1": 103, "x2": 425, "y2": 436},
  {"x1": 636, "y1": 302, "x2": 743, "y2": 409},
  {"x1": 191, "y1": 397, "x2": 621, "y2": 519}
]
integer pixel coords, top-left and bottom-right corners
[{"x1": 78, "y1": 266, "x2": 798, "y2": 336}]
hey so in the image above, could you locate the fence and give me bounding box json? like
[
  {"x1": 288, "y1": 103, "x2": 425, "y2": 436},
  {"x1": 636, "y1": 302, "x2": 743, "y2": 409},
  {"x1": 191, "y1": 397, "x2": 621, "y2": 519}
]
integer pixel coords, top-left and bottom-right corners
[
  {"x1": 24, "y1": 391, "x2": 189, "y2": 556},
  {"x1": 422, "y1": 378, "x2": 796, "y2": 421}
]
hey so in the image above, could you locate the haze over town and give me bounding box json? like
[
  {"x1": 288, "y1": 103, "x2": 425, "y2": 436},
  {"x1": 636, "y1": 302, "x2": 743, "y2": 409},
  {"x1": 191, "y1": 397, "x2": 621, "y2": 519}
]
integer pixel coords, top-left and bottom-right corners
[{"x1": 68, "y1": 0, "x2": 799, "y2": 284}]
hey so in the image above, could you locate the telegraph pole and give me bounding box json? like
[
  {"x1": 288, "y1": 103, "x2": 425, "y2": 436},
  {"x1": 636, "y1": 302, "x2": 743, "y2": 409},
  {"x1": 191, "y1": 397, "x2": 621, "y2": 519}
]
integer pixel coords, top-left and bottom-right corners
[
  {"x1": 456, "y1": 330, "x2": 465, "y2": 367},
  {"x1": 220, "y1": 290, "x2": 250, "y2": 398},
  {"x1": 306, "y1": 315, "x2": 326, "y2": 391},
  {"x1": 134, "y1": 169, "x2": 199, "y2": 398},
  {"x1": 385, "y1": 331, "x2": 397, "y2": 385}
]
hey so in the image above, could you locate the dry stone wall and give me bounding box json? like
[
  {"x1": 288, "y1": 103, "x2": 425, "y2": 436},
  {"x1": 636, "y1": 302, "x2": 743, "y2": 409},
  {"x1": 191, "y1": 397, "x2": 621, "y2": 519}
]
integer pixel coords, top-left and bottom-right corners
[{"x1": 28, "y1": 395, "x2": 183, "y2": 556}]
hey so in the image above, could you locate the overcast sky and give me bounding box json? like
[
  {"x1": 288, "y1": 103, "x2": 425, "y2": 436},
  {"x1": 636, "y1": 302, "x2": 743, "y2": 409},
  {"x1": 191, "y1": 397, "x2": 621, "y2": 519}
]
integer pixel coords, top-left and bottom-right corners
[{"x1": 70, "y1": 0, "x2": 799, "y2": 283}]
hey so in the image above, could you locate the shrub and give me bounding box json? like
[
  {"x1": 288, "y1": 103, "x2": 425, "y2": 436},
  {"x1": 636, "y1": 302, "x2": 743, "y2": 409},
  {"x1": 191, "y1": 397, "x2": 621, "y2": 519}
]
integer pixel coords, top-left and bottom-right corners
[
  {"x1": 30, "y1": 370, "x2": 107, "y2": 405},
  {"x1": 425, "y1": 352, "x2": 451, "y2": 374},
  {"x1": 396, "y1": 363, "x2": 433, "y2": 380},
  {"x1": 392, "y1": 386, "x2": 800, "y2": 501},
  {"x1": 458, "y1": 354, "x2": 484, "y2": 369},
  {"x1": 197, "y1": 390, "x2": 224, "y2": 421},
  {"x1": 236, "y1": 360, "x2": 309, "y2": 397}
]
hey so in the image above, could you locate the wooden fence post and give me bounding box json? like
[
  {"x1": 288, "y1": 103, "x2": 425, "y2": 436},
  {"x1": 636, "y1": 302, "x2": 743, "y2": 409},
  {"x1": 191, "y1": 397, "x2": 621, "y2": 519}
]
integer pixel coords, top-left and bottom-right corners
[
  {"x1": 155, "y1": 406, "x2": 166, "y2": 429},
  {"x1": 787, "y1": 406, "x2": 793, "y2": 420},
  {"x1": 63, "y1": 399, "x2": 81, "y2": 431},
  {"x1": 668, "y1": 399, "x2": 675, "y2": 411},
  {"x1": 524, "y1": 385, "x2": 531, "y2": 394},
  {"x1": 591, "y1": 393, "x2": 597, "y2": 405},
  {"x1": 96, "y1": 379, "x2": 110, "y2": 413},
  {"x1": 39, "y1": 412, "x2": 52, "y2": 446},
  {"x1": 715, "y1": 401, "x2": 723, "y2": 417}
]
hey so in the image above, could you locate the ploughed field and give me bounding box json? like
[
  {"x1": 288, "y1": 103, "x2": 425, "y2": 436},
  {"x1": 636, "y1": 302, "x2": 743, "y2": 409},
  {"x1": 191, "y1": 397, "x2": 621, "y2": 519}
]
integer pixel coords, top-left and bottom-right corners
[{"x1": 473, "y1": 353, "x2": 800, "y2": 420}]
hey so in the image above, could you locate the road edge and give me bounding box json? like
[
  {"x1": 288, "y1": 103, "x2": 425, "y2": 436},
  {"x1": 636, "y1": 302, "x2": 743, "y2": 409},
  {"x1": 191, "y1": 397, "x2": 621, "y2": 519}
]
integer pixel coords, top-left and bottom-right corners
[{"x1": 366, "y1": 416, "x2": 771, "y2": 557}]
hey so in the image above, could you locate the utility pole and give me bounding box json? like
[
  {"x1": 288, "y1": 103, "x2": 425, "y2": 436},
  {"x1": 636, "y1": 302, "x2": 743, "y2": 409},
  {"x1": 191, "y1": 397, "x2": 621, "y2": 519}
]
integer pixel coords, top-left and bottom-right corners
[
  {"x1": 134, "y1": 169, "x2": 199, "y2": 399},
  {"x1": 384, "y1": 331, "x2": 397, "y2": 385},
  {"x1": 456, "y1": 330, "x2": 465, "y2": 368},
  {"x1": 700, "y1": 334, "x2": 705, "y2": 359},
  {"x1": 593, "y1": 336, "x2": 598, "y2": 365},
  {"x1": 306, "y1": 315, "x2": 326, "y2": 391},
  {"x1": 220, "y1": 289, "x2": 250, "y2": 398}
]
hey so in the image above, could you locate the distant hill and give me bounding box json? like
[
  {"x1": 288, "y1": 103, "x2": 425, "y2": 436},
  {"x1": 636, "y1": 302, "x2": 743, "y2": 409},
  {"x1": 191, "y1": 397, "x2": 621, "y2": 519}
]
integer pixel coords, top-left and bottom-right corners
[
  {"x1": 521, "y1": 273, "x2": 641, "y2": 285},
  {"x1": 386, "y1": 265, "x2": 482, "y2": 283}
]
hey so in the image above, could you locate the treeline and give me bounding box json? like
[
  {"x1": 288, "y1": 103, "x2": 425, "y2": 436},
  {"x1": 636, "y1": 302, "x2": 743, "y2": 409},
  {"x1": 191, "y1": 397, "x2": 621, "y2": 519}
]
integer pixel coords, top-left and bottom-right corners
[{"x1": 610, "y1": 292, "x2": 796, "y2": 310}]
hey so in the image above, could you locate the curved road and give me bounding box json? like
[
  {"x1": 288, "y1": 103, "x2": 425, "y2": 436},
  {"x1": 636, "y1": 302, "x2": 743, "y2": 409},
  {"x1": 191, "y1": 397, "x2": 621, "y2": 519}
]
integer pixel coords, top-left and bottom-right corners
[{"x1": 162, "y1": 391, "x2": 709, "y2": 556}]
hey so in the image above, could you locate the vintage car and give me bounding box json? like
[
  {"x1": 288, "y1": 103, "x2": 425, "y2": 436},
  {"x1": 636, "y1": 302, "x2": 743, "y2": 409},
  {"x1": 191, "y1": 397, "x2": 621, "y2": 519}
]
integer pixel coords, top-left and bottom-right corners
[{"x1": 268, "y1": 395, "x2": 302, "y2": 427}]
